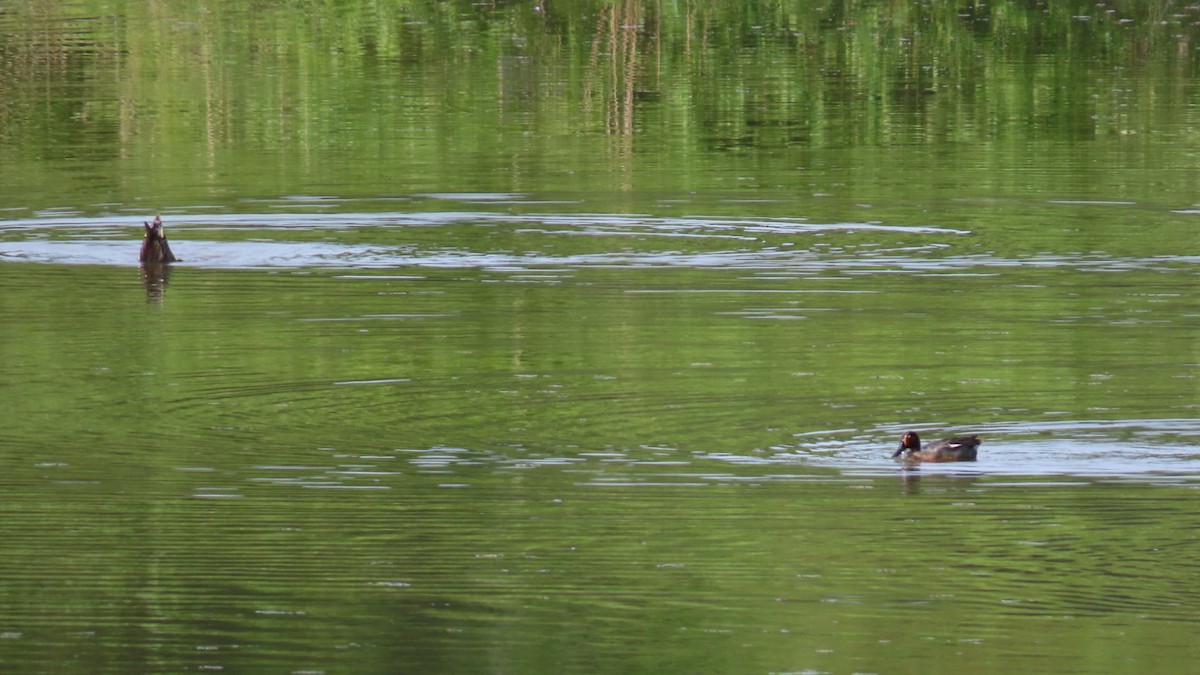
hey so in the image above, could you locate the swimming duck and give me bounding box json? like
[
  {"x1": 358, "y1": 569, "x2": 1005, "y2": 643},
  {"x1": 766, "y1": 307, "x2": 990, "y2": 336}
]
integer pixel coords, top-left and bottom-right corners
[{"x1": 892, "y1": 431, "x2": 980, "y2": 462}]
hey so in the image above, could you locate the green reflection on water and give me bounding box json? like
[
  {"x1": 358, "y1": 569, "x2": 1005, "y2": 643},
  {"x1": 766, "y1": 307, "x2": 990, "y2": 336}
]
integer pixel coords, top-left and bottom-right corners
[
  {"x1": 2, "y1": 259, "x2": 1200, "y2": 671},
  {"x1": 3, "y1": 1, "x2": 1200, "y2": 207},
  {"x1": 4, "y1": 262, "x2": 1199, "y2": 456},
  {"x1": 3, "y1": 1, "x2": 1200, "y2": 673}
]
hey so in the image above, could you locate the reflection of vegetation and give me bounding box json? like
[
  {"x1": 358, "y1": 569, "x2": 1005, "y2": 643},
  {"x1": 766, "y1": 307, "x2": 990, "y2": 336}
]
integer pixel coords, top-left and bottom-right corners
[
  {"x1": 3, "y1": 260, "x2": 1197, "y2": 457},
  {"x1": 3, "y1": 0, "x2": 1200, "y2": 204},
  {"x1": 5, "y1": 6, "x2": 1200, "y2": 672}
]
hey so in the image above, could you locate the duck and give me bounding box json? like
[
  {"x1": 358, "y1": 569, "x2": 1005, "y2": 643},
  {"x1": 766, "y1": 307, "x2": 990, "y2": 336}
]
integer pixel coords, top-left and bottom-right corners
[
  {"x1": 139, "y1": 215, "x2": 179, "y2": 263},
  {"x1": 891, "y1": 431, "x2": 980, "y2": 462}
]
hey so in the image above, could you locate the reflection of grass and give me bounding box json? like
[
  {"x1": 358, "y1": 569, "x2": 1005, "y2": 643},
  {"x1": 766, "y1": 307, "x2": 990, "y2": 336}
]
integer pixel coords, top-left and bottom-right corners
[
  {"x1": 3, "y1": 259, "x2": 1198, "y2": 464},
  {"x1": 2, "y1": 2, "x2": 1200, "y2": 207}
]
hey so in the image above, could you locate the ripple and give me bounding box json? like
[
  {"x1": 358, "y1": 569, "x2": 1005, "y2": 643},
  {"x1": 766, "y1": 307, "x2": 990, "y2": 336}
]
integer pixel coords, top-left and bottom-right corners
[
  {"x1": 5, "y1": 211, "x2": 1198, "y2": 277},
  {"x1": 4, "y1": 212, "x2": 1198, "y2": 280},
  {"x1": 772, "y1": 419, "x2": 1200, "y2": 484},
  {"x1": 0, "y1": 211, "x2": 966, "y2": 271}
]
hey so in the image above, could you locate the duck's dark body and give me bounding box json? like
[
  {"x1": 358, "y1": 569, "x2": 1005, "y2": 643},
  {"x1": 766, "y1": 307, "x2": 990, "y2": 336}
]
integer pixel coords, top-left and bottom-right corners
[
  {"x1": 139, "y1": 215, "x2": 179, "y2": 263},
  {"x1": 892, "y1": 431, "x2": 980, "y2": 462}
]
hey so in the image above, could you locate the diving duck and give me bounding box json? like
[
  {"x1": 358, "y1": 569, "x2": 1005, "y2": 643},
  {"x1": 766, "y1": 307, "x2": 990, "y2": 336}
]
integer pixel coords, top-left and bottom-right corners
[
  {"x1": 139, "y1": 215, "x2": 179, "y2": 263},
  {"x1": 892, "y1": 431, "x2": 980, "y2": 462}
]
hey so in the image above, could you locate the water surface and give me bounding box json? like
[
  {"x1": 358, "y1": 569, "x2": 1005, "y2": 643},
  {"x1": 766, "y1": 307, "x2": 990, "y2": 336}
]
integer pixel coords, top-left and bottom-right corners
[{"x1": 2, "y1": 2, "x2": 1200, "y2": 673}]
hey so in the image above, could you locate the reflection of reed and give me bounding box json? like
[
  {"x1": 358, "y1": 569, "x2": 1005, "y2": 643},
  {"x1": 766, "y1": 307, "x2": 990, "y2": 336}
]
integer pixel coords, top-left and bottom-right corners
[
  {"x1": 140, "y1": 263, "x2": 172, "y2": 303},
  {"x1": 584, "y1": 0, "x2": 654, "y2": 188}
]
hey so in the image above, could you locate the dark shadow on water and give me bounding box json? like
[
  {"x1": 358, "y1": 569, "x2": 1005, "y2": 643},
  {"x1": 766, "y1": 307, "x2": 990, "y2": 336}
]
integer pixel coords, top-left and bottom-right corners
[{"x1": 140, "y1": 263, "x2": 172, "y2": 303}]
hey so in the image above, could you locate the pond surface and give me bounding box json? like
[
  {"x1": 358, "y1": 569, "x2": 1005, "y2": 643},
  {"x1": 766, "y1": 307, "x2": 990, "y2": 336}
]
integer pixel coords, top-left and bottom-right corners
[{"x1": 3, "y1": 2, "x2": 1200, "y2": 673}]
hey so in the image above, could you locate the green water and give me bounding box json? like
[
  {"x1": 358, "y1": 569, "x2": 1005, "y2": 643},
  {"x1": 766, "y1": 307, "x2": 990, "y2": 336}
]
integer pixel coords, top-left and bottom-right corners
[{"x1": 3, "y1": 2, "x2": 1200, "y2": 673}]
